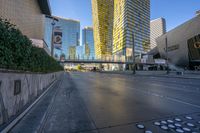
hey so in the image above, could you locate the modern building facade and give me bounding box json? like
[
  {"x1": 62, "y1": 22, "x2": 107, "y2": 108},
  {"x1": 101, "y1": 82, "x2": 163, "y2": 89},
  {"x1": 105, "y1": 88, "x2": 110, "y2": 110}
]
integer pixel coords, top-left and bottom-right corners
[
  {"x1": 92, "y1": 0, "x2": 114, "y2": 59},
  {"x1": 0, "y1": 0, "x2": 51, "y2": 53},
  {"x1": 82, "y1": 27, "x2": 95, "y2": 59},
  {"x1": 76, "y1": 45, "x2": 84, "y2": 59},
  {"x1": 112, "y1": 0, "x2": 150, "y2": 60},
  {"x1": 156, "y1": 15, "x2": 200, "y2": 69},
  {"x1": 150, "y1": 18, "x2": 166, "y2": 50},
  {"x1": 44, "y1": 16, "x2": 80, "y2": 59}
]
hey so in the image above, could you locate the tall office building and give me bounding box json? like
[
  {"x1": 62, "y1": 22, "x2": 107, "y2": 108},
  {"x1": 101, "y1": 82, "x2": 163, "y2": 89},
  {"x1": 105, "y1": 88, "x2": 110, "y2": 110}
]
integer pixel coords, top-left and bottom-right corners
[
  {"x1": 82, "y1": 27, "x2": 95, "y2": 59},
  {"x1": 112, "y1": 0, "x2": 150, "y2": 60},
  {"x1": 150, "y1": 18, "x2": 166, "y2": 49},
  {"x1": 44, "y1": 16, "x2": 80, "y2": 59},
  {"x1": 76, "y1": 45, "x2": 83, "y2": 59},
  {"x1": 92, "y1": 0, "x2": 114, "y2": 59}
]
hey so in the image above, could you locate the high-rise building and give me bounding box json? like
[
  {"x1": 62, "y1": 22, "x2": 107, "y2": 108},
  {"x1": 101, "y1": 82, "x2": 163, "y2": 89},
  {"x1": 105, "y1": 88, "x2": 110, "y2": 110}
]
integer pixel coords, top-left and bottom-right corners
[
  {"x1": 150, "y1": 18, "x2": 166, "y2": 50},
  {"x1": 82, "y1": 27, "x2": 95, "y2": 59},
  {"x1": 0, "y1": 0, "x2": 51, "y2": 54},
  {"x1": 92, "y1": 0, "x2": 114, "y2": 59},
  {"x1": 112, "y1": 0, "x2": 150, "y2": 60},
  {"x1": 44, "y1": 16, "x2": 80, "y2": 59},
  {"x1": 69, "y1": 46, "x2": 76, "y2": 60},
  {"x1": 76, "y1": 45, "x2": 84, "y2": 59}
]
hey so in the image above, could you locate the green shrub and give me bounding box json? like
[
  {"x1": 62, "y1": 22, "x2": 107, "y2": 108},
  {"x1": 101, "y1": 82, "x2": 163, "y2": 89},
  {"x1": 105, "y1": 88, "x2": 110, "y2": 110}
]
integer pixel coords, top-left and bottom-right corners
[{"x1": 0, "y1": 18, "x2": 63, "y2": 72}]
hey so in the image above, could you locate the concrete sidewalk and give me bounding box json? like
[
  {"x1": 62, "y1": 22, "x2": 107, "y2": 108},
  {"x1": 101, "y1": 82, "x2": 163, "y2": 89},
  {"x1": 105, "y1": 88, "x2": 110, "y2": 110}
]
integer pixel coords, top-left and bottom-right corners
[{"x1": 10, "y1": 73, "x2": 97, "y2": 133}]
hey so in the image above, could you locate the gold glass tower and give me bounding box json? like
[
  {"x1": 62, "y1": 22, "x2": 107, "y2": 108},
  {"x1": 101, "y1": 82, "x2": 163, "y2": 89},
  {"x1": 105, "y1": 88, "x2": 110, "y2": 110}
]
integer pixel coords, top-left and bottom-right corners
[
  {"x1": 113, "y1": 0, "x2": 150, "y2": 59},
  {"x1": 92, "y1": 0, "x2": 114, "y2": 59}
]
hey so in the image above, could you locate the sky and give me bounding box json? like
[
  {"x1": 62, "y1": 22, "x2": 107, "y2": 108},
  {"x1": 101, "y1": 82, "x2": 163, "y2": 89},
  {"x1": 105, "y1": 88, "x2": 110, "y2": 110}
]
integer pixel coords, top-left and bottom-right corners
[{"x1": 49, "y1": 0, "x2": 200, "y2": 32}]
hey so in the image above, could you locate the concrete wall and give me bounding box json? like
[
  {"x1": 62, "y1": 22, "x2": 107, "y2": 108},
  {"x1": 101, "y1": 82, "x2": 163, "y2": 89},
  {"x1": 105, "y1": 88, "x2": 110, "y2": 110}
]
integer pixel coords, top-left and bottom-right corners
[
  {"x1": 156, "y1": 15, "x2": 200, "y2": 67},
  {"x1": 0, "y1": 0, "x2": 45, "y2": 40},
  {"x1": 0, "y1": 71, "x2": 63, "y2": 125}
]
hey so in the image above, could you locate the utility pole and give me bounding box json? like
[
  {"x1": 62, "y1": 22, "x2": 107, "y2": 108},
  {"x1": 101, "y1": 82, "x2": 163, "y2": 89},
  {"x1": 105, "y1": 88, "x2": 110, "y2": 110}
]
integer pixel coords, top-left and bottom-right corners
[
  {"x1": 165, "y1": 37, "x2": 169, "y2": 74},
  {"x1": 132, "y1": 31, "x2": 136, "y2": 74}
]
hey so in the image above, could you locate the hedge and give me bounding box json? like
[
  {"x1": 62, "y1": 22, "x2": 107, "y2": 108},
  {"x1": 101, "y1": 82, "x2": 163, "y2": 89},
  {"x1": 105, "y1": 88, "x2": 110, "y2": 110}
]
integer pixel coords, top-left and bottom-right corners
[{"x1": 0, "y1": 18, "x2": 63, "y2": 73}]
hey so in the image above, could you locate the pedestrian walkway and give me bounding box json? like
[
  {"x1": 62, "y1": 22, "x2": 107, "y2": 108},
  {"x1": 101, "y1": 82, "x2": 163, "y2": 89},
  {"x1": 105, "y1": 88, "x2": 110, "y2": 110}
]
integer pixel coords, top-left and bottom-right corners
[{"x1": 10, "y1": 73, "x2": 97, "y2": 133}]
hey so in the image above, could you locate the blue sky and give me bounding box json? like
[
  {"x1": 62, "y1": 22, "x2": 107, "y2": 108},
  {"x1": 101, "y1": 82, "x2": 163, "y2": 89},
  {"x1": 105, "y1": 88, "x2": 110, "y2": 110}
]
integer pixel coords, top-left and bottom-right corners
[{"x1": 49, "y1": 0, "x2": 200, "y2": 31}]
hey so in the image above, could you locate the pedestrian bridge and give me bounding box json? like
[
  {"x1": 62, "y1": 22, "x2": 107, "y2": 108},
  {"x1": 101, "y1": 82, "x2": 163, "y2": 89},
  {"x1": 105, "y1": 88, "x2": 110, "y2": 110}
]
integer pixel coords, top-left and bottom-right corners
[{"x1": 59, "y1": 59, "x2": 157, "y2": 65}]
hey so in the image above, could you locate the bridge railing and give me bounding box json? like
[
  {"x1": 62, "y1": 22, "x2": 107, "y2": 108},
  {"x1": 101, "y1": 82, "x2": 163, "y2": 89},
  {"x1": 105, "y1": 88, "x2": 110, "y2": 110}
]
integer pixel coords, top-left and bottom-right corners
[{"x1": 63, "y1": 55, "x2": 134, "y2": 63}]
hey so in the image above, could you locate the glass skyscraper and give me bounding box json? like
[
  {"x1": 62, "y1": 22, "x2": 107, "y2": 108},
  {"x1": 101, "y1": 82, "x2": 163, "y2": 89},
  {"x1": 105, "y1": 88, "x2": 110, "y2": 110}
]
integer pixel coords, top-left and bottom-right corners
[
  {"x1": 44, "y1": 16, "x2": 80, "y2": 59},
  {"x1": 92, "y1": 0, "x2": 150, "y2": 61},
  {"x1": 112, "y1": 0, "x2": 150, "y2": 60},
  {"x1": 82, "y1": 27, "x2": 95, "y2": 59},
  {"x1": 92, "y1": 0, "x2": 114, "y2": 59}
]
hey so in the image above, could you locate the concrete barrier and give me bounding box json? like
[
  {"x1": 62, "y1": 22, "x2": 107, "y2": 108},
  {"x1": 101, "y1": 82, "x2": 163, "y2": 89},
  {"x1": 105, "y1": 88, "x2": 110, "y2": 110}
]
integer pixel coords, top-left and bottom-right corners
[{"x1": 0, "y1": 71, "x2": 63, "y2": 126}]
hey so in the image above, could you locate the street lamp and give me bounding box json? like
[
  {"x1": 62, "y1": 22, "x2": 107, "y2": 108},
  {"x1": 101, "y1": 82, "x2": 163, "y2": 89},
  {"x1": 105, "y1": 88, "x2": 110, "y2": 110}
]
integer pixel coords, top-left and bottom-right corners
[
  {"x1": 46, "y1": 15, "x2": 59, "y2": 57},
  {"x1": 165, "y1": 37, "x2": 169, "y2": 74},
  {"x1": 132, "y1": 31, "x2": 136, "y2": 74}
]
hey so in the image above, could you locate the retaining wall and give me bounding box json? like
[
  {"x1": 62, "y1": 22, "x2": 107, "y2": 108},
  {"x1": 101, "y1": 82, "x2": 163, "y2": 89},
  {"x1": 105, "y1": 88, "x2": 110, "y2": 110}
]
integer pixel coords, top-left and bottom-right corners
[{"x1": 0, "y1": 71, "x2": 63, "y2": 126}]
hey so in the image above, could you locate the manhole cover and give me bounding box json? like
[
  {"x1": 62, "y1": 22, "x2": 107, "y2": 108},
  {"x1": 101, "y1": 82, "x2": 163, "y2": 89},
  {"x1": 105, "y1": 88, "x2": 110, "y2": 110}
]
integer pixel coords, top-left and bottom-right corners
[
  {"x1": 186, "y1": 123, "x2": 195, "y2": 127},
  {"x1": 176, "y1": 129, "x2": 184, "y2": 133},
  {"x1": 154, "y1": 122, "x2": 161, "y2": 126},
  {"x1": 185, "y1": 116, "x2": 193, "y2": 120},
  {"x1": 136, "y1": 124, "x2": 145, "y2": 129},
  {"x1": 175, "y1": 118, "x2": 182, "y2": 122},
  {"x1": 168, "y1": 124, "x2": 176, "y2": 129},
  {"x1": 145, "y1": 131, "x2": 153, "y2": 133},
  {"x1": 182, "y1": 127, "x2": 191, "y2": 132},
  {"x1": 161, "y1": 120, "x2": 167, "y2": 124},
  {"x1": 175, "y1": 123, "x2": 182, "y2": 127},
  {"x1": 167, "y1": 120, "x2": 174, "y2": 123},
  {"x1": 160, "y1": 125, "x2": 168, "y2": 130}
]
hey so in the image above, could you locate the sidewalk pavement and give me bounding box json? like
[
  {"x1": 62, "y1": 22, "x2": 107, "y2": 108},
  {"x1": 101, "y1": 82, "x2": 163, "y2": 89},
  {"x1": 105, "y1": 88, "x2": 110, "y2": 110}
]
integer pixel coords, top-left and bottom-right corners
[{"x1": 10, "y1": 72, "x2": 97, "y2": 133}]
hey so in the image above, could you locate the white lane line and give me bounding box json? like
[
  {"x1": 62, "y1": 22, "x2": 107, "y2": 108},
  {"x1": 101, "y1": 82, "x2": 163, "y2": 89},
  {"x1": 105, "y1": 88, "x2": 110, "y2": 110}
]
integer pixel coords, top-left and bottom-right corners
[
  {"x1": 129, "y1": 87, "x2": 200, "y2": 109},
  {"x1": 166, "y1": 97, "x2": 200, "y2": 109},
  {"x1": 149, "y1": 83, "x2": 200, "y2": 94}
]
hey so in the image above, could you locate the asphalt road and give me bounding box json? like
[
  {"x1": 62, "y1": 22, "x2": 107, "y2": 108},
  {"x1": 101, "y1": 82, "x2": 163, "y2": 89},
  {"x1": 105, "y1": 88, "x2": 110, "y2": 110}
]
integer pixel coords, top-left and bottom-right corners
[{"x1": 11, "y1": 72, "x2": 200, "y2": 133}]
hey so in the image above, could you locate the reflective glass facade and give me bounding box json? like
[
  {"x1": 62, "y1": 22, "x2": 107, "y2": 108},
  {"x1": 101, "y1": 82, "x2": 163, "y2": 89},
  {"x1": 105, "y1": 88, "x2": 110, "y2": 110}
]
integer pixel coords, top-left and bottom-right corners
[
  {"x1": 44, "y1": 16, "x2": 80, "y2": 59},
  {"x1": 82, "y1": 27, "x2": 95, "y2": 59},
  {"x1": 92, "y1": 0, "x2": 114, "y2": 59},
  {"x1": 113, "y1": 0, "x2": 150, "y2": 59},
  {"x1": 76, "y1": 46, "x2": 84, "y2": 59}
]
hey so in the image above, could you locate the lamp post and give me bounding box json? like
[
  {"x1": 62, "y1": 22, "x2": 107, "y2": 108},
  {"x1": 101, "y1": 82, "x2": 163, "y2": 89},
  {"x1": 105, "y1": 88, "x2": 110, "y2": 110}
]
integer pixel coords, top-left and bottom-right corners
[
  {"x1": 132, "y1": 31, "x2": 136, "y2": 74},
  {"x1": 46, "y1": 15, "x2": 59, "y2": 57},
  {"x1": 165, "y1": 37, "x2": 169, "y2": 74}
]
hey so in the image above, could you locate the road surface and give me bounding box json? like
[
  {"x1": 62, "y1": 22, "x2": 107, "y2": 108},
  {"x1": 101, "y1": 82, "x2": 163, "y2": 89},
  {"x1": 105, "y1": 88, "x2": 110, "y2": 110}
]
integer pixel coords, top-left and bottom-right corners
[{"x1": 11, "y1": 72, "x2": 200, "y2": 133}]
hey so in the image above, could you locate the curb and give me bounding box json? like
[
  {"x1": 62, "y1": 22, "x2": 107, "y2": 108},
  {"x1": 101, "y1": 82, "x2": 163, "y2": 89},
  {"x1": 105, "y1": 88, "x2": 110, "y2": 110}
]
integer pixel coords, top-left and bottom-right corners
[
  {"x1": 135, "y1": 74, "x2": 200, "y2": 80},
  {"x1": 98, "y1": 71, "x2": 200, "y2": 80},
  {"x1": 0, "y1": 79, "x2": 58, "y2": 133}
]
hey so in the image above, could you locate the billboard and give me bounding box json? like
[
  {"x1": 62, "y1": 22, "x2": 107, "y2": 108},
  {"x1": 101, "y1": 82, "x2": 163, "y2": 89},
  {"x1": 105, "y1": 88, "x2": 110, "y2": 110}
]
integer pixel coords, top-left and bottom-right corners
[
  {"x1": 54, "y1": 27, "x2": 62, "y2": 50},
  {"x1": 188, "y1": 34, "x2": 200, "y2": 61}
]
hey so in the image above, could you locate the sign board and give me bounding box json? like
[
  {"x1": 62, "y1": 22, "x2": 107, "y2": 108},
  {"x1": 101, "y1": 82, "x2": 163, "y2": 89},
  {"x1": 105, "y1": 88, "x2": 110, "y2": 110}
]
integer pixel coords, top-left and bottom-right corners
[
  {"x1": 54, "y1": 27, "x2": 62, "y2": 50},
  {"x1": 155, "y1": 59, "x2": 166, "y2": 64},
  {"x1": 194, "y1": 42, "x2": 200, "y2": 49}
]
